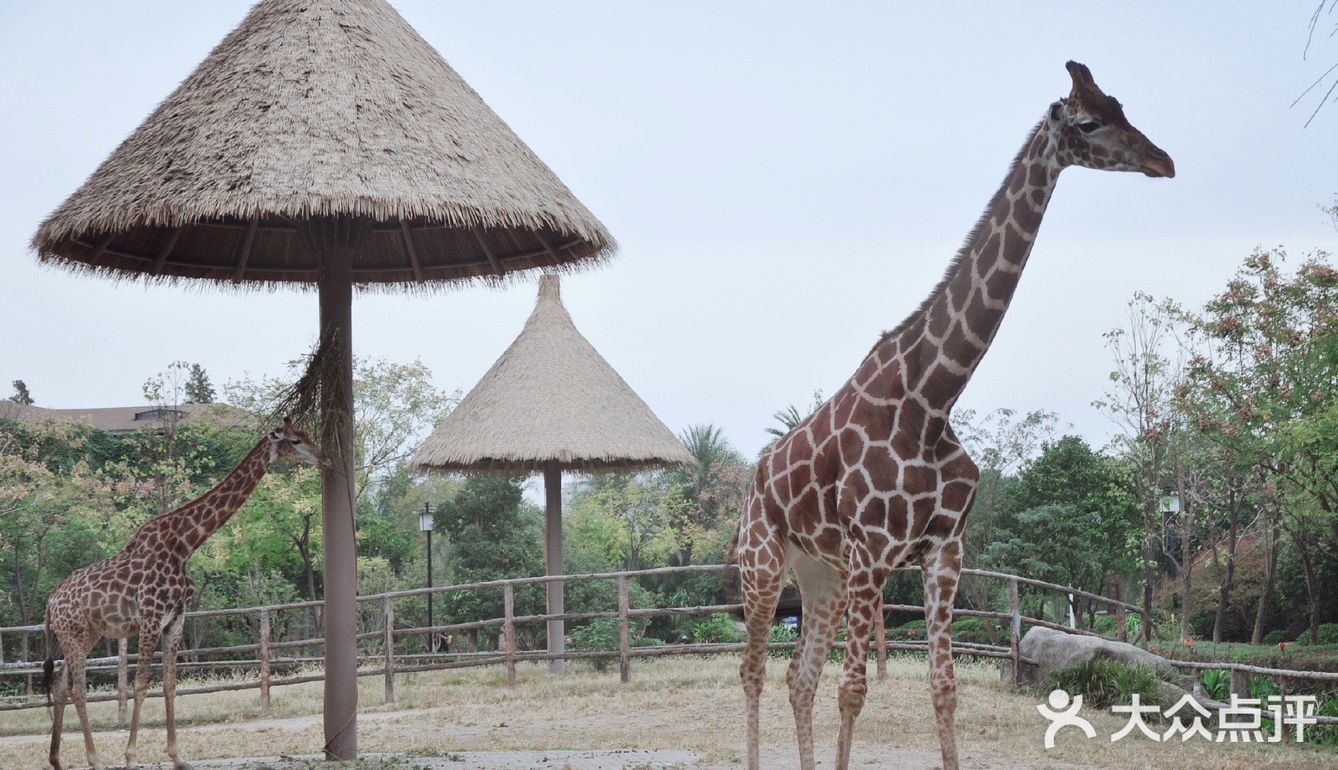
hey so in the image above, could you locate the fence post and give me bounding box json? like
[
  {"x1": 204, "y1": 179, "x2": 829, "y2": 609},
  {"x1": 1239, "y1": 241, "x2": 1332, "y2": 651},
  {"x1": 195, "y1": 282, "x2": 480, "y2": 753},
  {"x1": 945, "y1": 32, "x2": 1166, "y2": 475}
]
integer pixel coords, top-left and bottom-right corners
[
  {"x1": 20, "y1": 633, "x2": 30, "y2": 695},
  {"x1": 116, "y1": 638, "x2": 129, "y2": 725},
  {"x1": 382, "y1": 597, "x2": 395, "y2": 705},
  {"x1": 874, "y1": 595, "x2": 887, "y2": 681},
  {"x1": 1008, "y1": 578, "x2": 1021, "y2": 690},
  {"x1": 503, "y1": 583, "x2": 516, "y2": 688},
  {"x1": 1230, "y1": 667, "x2": 1251, "y2": 699},
  {"x1": 258, "y1": 608, "x2": 272, "y2": 717},
  {"x1": 618, "y1": 576, "x2": 631, "y2": 684}
]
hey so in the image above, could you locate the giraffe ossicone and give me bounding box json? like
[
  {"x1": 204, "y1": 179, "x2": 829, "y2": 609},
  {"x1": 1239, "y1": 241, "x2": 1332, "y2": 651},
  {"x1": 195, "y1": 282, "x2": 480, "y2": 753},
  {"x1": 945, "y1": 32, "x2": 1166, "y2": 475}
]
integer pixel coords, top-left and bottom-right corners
[
  {"x1": 42, "y1": 421, "x2": 319, "y2": 770},
  {"x1": 735, "y1": 60, "x2": 1173, "y2": 770}
]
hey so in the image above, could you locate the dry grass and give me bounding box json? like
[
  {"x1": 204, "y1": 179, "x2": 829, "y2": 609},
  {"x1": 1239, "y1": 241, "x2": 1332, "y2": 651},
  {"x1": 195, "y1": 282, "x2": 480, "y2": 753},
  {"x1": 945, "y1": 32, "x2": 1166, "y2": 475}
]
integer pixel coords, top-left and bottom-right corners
[{"x1": 2, "y1": 654, "x2": 1334, "y2": 770}]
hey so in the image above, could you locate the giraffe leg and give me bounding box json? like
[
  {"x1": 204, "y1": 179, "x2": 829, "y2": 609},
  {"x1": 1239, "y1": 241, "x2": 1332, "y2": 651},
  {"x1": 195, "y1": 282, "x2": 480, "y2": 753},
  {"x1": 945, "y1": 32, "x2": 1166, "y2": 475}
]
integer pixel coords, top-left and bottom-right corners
[
  {"x1": 787, "y1": 555, "x2": 846, "y2": 770},
  {"x1": 834, "y1": 555, "x2": 886, "y2": 770},
  {"x1": 48, "y1": 653, "x2": 71, "y2": 770},
  {"x1": 125, "y1": 629, "x2": 161, "y2": 769},
  {"x1": 922, "y1": 541, "x2": 964, "y2": 770},
  {"x1": 66, "y1": 648, "x2": 104, "y2": 770},
  {"x1": 739, "y1": 549, "x2": 786, "y2": 770},
  {"x1": 162, "y1": 613, "x2": 190, "y2": 769}
]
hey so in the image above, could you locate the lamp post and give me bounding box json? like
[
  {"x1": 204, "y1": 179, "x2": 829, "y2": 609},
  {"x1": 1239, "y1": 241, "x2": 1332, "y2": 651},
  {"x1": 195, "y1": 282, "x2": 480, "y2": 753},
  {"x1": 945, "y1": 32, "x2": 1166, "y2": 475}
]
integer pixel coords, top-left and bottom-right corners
[{"x1": 419, "y1": 502, "x2": 435, "y2": 652}]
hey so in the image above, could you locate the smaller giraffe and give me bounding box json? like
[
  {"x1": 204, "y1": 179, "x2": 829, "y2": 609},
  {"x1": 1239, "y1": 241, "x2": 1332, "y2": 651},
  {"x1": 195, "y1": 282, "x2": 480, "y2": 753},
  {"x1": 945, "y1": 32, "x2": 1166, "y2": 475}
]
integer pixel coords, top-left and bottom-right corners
[{"x1": 42, "y1": 419, "x2": 319, "y2": 770}]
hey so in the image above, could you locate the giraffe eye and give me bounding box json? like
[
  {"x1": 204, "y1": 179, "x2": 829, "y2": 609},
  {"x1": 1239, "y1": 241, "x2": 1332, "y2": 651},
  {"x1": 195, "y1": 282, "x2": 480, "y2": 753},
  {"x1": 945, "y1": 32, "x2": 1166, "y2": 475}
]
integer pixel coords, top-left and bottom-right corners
[
  {"x1": 1077, "y1": 120, "x2": 1101, "y2": 134},
  {"x1": 289, "y1": 438, "x2": 301, "y2": 444}
]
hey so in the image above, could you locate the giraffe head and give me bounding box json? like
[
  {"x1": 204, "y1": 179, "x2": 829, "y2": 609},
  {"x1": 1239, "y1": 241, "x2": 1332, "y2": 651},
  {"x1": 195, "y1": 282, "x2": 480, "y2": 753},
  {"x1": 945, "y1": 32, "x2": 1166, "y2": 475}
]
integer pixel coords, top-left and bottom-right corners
[
  {"x1": 1048, "y1": 61, "x2": 1174, "y2": 178},
  {"x1": 268, "y1": 417, "x2": 321, "y2": 465}
]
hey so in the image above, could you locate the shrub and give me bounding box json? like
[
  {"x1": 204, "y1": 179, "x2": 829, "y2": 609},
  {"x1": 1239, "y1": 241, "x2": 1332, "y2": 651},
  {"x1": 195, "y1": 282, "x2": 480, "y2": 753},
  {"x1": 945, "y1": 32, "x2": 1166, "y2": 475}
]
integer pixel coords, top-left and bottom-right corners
[
  {"x1": 768, "y1": 622, "x2": 798, "y2": 657},
  {"x1": 951, "y1": 617, "x2": 1002, "y2": 645},
  {"x1": 693, "y1": 613, "x2": 745, "y2": 644},
  {"x1": 1263, "y1": 629, "x2": 1289, "y2": 646},
  {"x1": 1318, "y1": 623, "x2": 1338, "y2": 645},
  {"x1": 1200, "y1": 669, "x2": 1231, "y2": 701},
  {"x1": 1045, "y1": 658, "x2": 1168, "y2": 711},
  {"x1": 569, "y1": 618, "x2": 621, "y2": 672},
  {"x1": 570, "y1": 617, "x2": 661, "y2": 671}
]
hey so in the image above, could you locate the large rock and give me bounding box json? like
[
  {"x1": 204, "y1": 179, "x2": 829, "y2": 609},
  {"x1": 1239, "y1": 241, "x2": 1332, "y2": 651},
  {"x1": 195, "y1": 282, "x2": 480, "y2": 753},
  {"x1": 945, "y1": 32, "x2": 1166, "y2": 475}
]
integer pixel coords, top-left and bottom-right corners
[{"x1": 1012, "y1": 626, "x2": 1186, "y2": 688}]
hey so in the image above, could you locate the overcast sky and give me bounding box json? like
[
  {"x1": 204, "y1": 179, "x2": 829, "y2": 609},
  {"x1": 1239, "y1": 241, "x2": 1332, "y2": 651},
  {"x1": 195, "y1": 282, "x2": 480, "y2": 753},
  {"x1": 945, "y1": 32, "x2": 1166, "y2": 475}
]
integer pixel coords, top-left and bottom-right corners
[{"x1": 1, "y1": 1, "x2": 1335, "y2": 459}]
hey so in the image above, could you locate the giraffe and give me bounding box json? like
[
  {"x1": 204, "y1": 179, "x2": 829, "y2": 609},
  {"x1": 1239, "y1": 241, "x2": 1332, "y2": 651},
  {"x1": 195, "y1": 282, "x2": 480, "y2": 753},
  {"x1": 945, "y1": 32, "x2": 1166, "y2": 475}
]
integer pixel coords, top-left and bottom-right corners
[
  {"x1": 735, "y1": 61, "x2": 1173, "y2": 770},
  {"x1": 42, "y1": 419, "x2": 320, "y2": 770}
]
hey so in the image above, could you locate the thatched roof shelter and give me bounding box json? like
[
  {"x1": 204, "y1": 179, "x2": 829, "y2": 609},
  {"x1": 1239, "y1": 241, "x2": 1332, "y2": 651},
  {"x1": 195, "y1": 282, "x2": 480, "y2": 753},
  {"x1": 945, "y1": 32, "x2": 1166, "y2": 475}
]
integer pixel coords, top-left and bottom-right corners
[
  {"x1": 32, "y1": 0, "x2": 613, "y2": 286},
  {"x1": 412, "y1": 275, "x2": 691, "y2": 672},
  {"x1": 29, "y1": 0, "x2": 612, "y2": 758},
  {"x1": 412, "y1": 275, "x2": 694, "y2": 473}
]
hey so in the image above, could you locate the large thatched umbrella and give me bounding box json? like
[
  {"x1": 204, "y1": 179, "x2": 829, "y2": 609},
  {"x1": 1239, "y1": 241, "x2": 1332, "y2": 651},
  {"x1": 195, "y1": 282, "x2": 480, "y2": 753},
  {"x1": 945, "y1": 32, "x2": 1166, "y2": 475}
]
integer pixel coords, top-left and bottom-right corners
[
  {"x1": 411, "y1": 275, "x2": 693, "y2": 673},
  {"x1": 30, "y1": 0, "x2": 612, "y2": 759}
]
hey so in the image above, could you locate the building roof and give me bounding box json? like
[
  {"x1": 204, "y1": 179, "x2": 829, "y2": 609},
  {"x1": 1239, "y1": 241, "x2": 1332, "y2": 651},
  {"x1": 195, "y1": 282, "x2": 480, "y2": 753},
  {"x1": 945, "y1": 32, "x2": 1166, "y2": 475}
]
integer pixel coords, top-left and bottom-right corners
[
  {"x1": 0, "y1": 402, "x2": 245, "y2": 435},
  {"x1": 412, "y1": 275, "x2": 694, "y2": 474},
  {"x1": 30, "y1": 0, "x2": 614, "y2": 289}
]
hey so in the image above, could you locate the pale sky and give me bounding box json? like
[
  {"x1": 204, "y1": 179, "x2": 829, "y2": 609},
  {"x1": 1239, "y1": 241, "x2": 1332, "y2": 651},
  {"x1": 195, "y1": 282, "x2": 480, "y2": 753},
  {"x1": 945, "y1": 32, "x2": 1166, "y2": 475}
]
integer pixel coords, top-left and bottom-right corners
[{"x1": 1, "y1": 1, "x2": 1335, "y2": 458}]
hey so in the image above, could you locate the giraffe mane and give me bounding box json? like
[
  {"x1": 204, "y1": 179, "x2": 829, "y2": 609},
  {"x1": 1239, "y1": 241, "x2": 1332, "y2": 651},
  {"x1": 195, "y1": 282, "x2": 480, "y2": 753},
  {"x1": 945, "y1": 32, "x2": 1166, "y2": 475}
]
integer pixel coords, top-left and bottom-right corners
[{"x1": 868, "y1": 116, "x2": 1048, "y2": 356}]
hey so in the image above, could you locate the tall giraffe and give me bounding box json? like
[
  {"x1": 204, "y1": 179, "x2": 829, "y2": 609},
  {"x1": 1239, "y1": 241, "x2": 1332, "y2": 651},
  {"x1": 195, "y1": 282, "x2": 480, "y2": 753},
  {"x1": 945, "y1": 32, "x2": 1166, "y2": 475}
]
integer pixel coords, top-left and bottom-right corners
[
  {"x1": 42, "y1": 419, "x2": 320, "y2": 770},
  {"x1": 735, "y1": 61, "x2": 1173, "y2": 770}
]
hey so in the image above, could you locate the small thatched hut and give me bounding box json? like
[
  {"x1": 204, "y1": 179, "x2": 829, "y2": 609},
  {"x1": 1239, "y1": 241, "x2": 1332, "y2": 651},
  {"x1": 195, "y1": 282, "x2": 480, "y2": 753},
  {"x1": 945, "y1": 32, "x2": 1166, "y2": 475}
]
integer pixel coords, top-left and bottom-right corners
[{"x1": 412, "y1": 275, "x2": 693, "y2": 672}]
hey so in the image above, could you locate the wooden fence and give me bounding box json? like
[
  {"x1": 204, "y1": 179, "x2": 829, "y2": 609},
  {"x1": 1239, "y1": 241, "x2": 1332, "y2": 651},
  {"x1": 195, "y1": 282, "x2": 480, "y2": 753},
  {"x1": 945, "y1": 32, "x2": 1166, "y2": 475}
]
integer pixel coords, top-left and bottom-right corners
[{"x1": 2, "y1": 564, "x2": 1334, "y2": 723}]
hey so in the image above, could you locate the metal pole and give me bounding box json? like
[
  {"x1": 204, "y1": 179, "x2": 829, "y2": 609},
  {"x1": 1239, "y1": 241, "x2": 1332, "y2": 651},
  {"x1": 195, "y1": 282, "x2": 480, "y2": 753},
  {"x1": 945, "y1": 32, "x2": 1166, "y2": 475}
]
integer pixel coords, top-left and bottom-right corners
[
  {"x1": 426, "y1": 522, "x2": 434, "y2": 653},
  {"x1": 315, "y1": 220, "x2": 359, "y2": 761}
]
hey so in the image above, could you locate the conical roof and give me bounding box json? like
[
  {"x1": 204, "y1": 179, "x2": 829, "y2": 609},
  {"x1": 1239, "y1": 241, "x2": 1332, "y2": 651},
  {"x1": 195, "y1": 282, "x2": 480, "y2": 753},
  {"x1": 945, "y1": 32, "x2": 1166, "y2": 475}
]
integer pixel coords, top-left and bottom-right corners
[
  {"x1": 31, "y1": 0, "x2": 613, "y2": 287},
  {"x1": 412, "y1": 275, "x2": 694, "y2": 473}
]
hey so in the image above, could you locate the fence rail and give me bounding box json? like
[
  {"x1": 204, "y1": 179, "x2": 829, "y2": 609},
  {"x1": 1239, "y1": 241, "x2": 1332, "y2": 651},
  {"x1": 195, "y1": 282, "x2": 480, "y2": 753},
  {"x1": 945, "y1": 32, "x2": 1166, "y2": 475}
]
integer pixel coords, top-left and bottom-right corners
[{"x1": 3, "y1": 563, "x2": 1332, "y2": 723}]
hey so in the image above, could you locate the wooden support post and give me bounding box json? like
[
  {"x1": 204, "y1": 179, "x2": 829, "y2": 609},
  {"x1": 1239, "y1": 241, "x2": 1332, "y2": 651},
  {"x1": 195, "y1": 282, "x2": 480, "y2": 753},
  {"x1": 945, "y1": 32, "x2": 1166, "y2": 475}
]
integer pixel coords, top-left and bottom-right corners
[
  {"x1": 117, "y1": 638, "x2": 129, "y2": 725},
  {"x1": 1230, "y1": 668, "x2": 1251, "y2": 699},
  {"x1": 258, "y1": 608, "x2": 272, "y2": 717},
  {"x1": 503, "y1": 583, "x2": 516, "y2": 688},
  {"x1": 618, "y1": 576, "x2": 631, "y2": 684},
  {"x1": 874, "y1": 595, "x2": 887, "y2": 681},
  {"x1": 382, "y1": 597, "x2": 395, "y2": 704},
  {"x1": 1008, "y1": 578, "x2": 1021, "y2": 690},
  {"x1": 544, "y1": 463, "x2": 566, "y2": 675},
  {"x1": 19, "y1": 633, "x2": 30, "y2": 695}
]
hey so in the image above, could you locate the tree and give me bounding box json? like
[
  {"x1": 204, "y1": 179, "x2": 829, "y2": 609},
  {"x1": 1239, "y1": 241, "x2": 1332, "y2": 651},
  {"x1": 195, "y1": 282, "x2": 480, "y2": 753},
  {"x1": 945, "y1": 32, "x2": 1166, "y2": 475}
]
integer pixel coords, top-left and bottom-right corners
[
  {"x1": 9, "y1": 380, "x2": 33, "y2": 405},
  {"x1": 227, "y1": 355, "x2": 457, "y2": 501},
  {"x1": 434, "y1": 476, "x2": 544, "y2": 647},
  {"x1": 183, "y1": 363, "x2": 215, "y2": 404},
  {"x1": 664, "y1": 424, "x2": 752, "y2": 565},
  {"x1": 984, "y1": 436, "x2": 1139, "y2": 628},
  {"x1": 1095, "y1": 293, "x2": 1181, "y2": 640},
  {"x1": 765, "y1": 389, "x2": 825, "y2": 441},
  {"x1": 1175, "y1": 249, "x2": 1338, "y2": 643}
]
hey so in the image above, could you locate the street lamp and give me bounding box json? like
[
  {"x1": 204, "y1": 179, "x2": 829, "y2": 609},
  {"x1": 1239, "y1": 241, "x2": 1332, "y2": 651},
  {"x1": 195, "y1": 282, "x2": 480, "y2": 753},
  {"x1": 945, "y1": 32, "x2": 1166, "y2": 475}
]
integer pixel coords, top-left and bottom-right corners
[{"x1": 419, "y1": 502, "x2": 435, "y2": 652}]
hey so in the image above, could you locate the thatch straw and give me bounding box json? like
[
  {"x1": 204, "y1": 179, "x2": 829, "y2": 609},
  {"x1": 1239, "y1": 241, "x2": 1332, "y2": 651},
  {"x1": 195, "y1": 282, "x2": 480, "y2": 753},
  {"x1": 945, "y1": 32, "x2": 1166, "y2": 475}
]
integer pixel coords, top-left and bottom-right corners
[
  {"x1": 30, "y1": 0, "x2": 614, "y2": 289},
  {"x1": 411, "y1": 275, "x2": 694, "y2": 474}
]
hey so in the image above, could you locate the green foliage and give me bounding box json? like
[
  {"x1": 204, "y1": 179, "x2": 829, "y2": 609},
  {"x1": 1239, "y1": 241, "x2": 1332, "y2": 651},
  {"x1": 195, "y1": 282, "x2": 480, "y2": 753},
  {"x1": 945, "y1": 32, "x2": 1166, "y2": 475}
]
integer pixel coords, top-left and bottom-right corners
[
  {"x1": 1045, "y1": 659, "x2": 1169, "y2": 711},
  {"x1": 692, "y1": 613, "x2": 744, "y2": 644},
  {"x1": 768, "y1": 623, "x2": 798, "y2": 657},
  {"x1": 1318, "y1": 623, "x2": 1338, "y2": 645},
  {"x1": 982, "y1": 436, "x2": 1140, "y2": 604},
  {"x1": 1199, "y1": 669, "x2": 1231, "y2": 701},
  {"x1": 1263, "y1": 629, "x2": 1290, "y2": 645},
  {"x1": 950, "y1": 617, "x2": 1002, "y2": 645}
]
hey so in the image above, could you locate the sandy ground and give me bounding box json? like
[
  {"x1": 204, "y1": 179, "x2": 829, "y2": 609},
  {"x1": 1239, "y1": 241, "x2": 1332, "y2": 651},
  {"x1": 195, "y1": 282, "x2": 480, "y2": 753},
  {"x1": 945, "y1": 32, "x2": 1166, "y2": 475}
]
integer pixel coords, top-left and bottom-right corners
[{"x1": 2, "y1": 655, "x2": 1332, "y2": 770}]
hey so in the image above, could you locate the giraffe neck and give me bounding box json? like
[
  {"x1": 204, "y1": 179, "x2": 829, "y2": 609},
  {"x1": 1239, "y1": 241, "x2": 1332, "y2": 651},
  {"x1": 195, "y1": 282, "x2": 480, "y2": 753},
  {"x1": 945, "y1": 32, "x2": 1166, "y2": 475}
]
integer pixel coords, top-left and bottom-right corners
[
  {"x1": 883, "y1": 115, "x2": 1062, "y2": 413},
  {"x1": 135, "y1": 437, "x2": 275, "y2": 558}
]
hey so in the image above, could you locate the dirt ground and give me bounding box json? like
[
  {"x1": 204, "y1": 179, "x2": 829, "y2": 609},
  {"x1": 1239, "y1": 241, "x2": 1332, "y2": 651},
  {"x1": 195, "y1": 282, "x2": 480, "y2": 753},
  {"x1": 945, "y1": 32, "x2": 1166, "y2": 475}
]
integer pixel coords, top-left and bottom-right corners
[{"x1": 2, "y1": 655, "x2": 1333, "y2": 770}]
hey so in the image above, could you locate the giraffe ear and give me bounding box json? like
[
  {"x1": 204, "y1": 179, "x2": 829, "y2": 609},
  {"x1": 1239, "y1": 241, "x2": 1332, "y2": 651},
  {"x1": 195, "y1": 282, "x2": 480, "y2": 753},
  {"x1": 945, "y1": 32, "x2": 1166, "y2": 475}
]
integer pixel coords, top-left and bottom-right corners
[{"x1": 283, "y1": 416, "x2": 294, "y2": 432}]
